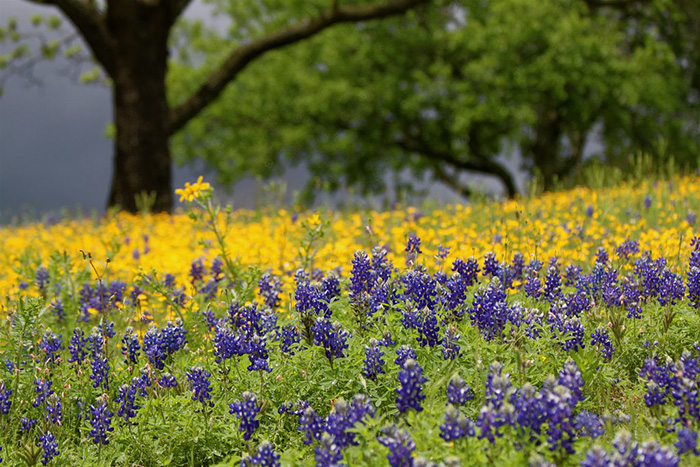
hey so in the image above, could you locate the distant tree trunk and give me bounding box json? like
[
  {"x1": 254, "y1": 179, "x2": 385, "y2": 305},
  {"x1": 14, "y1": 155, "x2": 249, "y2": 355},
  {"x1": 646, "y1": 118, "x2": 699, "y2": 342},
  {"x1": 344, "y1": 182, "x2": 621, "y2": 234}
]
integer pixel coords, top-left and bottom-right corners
[
  {"x1": 106, "y1": 3, "x2": 172, "y2": 212},
  {"x1": 24, "y1": 0, "x2": 429, "y2": 213},
  {"x1": 529, "y1": 109, "x2": 562, "y2": 191}
]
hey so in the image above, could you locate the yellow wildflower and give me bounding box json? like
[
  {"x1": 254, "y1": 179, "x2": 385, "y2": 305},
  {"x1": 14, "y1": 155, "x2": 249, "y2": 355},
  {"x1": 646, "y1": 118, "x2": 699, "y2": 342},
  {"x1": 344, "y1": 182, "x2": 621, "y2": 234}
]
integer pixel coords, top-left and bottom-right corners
[
  {"x1": 307, "y1": 213, "x2": 322, "y2": 229},
  {"x1": 175, "y1": 176, "x2": 211, "y2": 203}
]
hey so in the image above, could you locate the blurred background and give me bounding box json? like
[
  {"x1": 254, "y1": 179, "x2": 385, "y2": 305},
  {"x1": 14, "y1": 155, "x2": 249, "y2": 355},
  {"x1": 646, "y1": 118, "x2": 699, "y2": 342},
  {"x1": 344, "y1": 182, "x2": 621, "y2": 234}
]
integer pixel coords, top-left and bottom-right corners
[{"x1": 1, "y1": 0, "x2": 698, "y2": 219}]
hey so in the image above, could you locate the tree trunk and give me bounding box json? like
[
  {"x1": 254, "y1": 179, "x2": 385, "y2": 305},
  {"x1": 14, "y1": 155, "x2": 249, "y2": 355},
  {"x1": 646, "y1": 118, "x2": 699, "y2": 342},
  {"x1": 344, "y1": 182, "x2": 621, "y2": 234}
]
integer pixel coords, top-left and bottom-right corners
[
  {"x1": 106, "y1": 4, "x2": 172, "y2": 213},
  {"x1": 530, "y1": 109, "x2": 562, "y2": 191}
]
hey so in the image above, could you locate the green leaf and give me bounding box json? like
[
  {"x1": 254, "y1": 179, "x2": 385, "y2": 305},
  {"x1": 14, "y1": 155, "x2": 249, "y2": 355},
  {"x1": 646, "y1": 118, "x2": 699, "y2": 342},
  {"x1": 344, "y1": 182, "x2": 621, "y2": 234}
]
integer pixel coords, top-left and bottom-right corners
[{"x1": 48, "y1": 15, "x2": 62, "y2": 30}]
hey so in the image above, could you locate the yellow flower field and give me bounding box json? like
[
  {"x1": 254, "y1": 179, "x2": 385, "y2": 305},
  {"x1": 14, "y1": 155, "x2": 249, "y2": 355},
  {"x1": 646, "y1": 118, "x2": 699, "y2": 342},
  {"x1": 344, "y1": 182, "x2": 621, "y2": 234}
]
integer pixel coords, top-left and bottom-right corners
[{"x1": 1, "y1": 176, "x2": 697, "y2": 305}]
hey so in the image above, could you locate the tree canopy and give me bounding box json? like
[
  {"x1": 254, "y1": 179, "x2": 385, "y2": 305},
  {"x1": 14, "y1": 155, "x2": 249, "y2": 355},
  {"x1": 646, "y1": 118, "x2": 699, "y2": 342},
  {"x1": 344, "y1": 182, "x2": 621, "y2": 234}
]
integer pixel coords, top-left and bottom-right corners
[{"x1": 171, "y1": 0, "x2": 699, "y2": 202}]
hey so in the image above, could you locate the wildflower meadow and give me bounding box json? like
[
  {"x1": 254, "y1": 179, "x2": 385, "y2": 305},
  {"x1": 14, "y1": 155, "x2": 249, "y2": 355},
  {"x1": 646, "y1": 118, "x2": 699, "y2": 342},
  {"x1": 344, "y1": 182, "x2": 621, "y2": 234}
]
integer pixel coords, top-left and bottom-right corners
[{"x1": 0, "y1": 176, "x2": 699, "y2": 466}]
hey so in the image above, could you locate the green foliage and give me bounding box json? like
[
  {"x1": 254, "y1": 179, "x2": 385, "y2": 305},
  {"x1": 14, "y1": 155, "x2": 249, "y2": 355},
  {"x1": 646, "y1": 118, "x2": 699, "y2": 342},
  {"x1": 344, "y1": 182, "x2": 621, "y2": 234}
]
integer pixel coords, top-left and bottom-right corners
[{"x1": 168, "y1": 0, "x2": 699, "y2": 202}]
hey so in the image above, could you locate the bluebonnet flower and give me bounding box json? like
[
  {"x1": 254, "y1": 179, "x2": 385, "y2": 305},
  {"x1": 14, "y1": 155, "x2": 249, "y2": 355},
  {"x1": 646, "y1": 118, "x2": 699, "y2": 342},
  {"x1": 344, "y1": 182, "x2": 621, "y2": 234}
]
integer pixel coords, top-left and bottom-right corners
[
  {"x1": 379, "y1": 330, "x2": 395, "y2": 347},
  {"x1": 542, "y1": 382, "x2": 577, "y2": 453},
  {"x1": 551, "y1": 316, "x2": 586, "y2": 352},
  {"x1": 280, "y1": 324, "x2": 301, "y2": 355},
  {"x1": 298, "y1": 406, "x2": 324, "y2": 445},
  {"x1": 21, "y1": 416, "x2": 37, "y2": 431},
  {"x1": 452, "y1": 258, "x2": 480, "y2": 287},
  {"x1": 187, "y1": 367, "x2": 214, "y2": 407},
  {"x1": 189, "y1": 258, "x2": 206, "y2": 285},
  {"x1": 0, "y1": 380, "x2": 11, "y2": 415},
  {"x1": 325, "y1": 395, "x2": 375, "y2": 449},
  {"x1": 108, "y1": 280, "x2": 126, "y2": 304},
  {"x1": 688, "y1": 212, "x2": 697, "y2": 226},
  {"x1": 616, "y1": 239, "x2": 640, "y2": 260},
  {"x1": 396, "y1": 359, "x2": 426, "y2": 413},
  {"x1": 160, "y1": 319, "x2": 187, "y2": 354},
  {"x1": 230, "y1": 392, "x2": 260, "y2": 441},
  {"x1": 402, "y1": 269, "x2": 437, "y2": 311},
  {"x1": 591, "y1": 328, "x2": 615, "y2": 360},
  {"x1": 242, "y1": 441, "x2": 281, "y2": 467},
  {"x1": 363, "y1": 338, "x2": 385, "y2": 381},
  {"x1": 40, "y1": 330, "x2": 63, "y2": 367},
  {"x1": 405, "y1": 233, "x2": 422, "y2": 266},
  {"x1": 658, "y1": 269, "x2": 685, "y2": 307},
  {"x1": 121, "y1": 327, "x2": 140, "y2": 365},
  {"x1": 246, "y1": 334, "x2": 272, "y2": 373},
  {"x1": 469, "y1": 278, "x2": 509, "y2": 341},
  {"x1": 313, "y1": 318, "x2": 350, "y2": 364},
  {"x1": 446, "y1": 375, "x2": 473, "y2": 406},
  {"x1": 158, "y1": 373, "x2": 177, "y2": 388},
  {"x1": 213, "y1": 320, "x2": 243, "y2": 362},
  {"x1": 258, "y1": 272, "x2": 282, "y2": 310},
  {"x1": 483, "y1": 252, "x2": 502, "y2": 278},
  {"x1": 350, "y1": 250, "x2": 374, "y2": 308},
  {"x1": 595, "y1": 247, "x2": 609, "y2": 265},
  {"x1": 202, "y1": 309, "x2": 219, "y2": 331},
  {"x1": 89, "y1": 396, "x2": 114, "y2": 445},
  {"x1": 511, "y1": 252, "x2": 525, "y2": 281},
  {"x1": 68, "y1": 327, "x2": 88, "y2": 365},
  {"x1": 135, "y1": 368, "x2": 152, "y2": 396},
  {"x1": 484, "y1": 362, "x2": 512, "y2": 409},
  {"x1": 440, "y1": 404, "x2": 475, "y2": 441},
  {"x1": 143, "y1": 320, "x2": 187, "y2": 370},
  {"x1": 511, "y1": 383, "x2": 546, "y2": 445},
  {"x1": 395, "y1": 345, "x2": 416, "y2": 369},
  {"x1": 524, "y1": 275, "x2": 541, "y2": 299},
  {"x1": 116, "y1": 380, "x2": 141, "y2": 423},
  {"x1": 586, "y1": 205, "x2": 594, "y2": 217},
  {"x1": 638, "y1": 440, "x2": 680, "y2": 465},
  {"x1": 526, "y1": 258, "x2": 544, "y2": 277},
  {"x1": 675, "y1": 428, "x2": 699, "y2": 456},
  {"x1": 440, "y1": 326, "x2": 461, "y2": 360},
  {"x1": 45, "y1": 394, "x2": 62, "y2": 425},
  {"x1": 436, "y1": 245, "x2": 450, "y2": 260},
  {"x1": 639, "y1": 357, "x2": 673, "y2": 407},
  {"x1": 36, "y1": 265, "x2": 49, "y2": 292},
  {"x1": 543, "y1": 263, "x2": 562, "y2": 302},
  {"x1": 314, "y1": 433, "x2": 344, "y2": 467},
  {"x1": 39, "y1": 431, "x2": 59, "y2": 465},
  {"x1": 294, "y1": 269, "x2": 320, "y2": 318},
  {"x1": 211, "y1": 257, "x2": 224, "y2": 282},
  {"x1": 377, "y1": 425, "x2": 415, "y2": 467},
  {"x1": 98, "y1": 320, "x2": 115, "y2": 339},
  {"x1": 400, "y1": 304, "x2": 420, "y2": 331},
  {"x1": 164, "y1": 273, "x2": 176, "y2": 288},
  {"x1": 33, "y1": 379, "x2": 54, "y2": 408},
  {"x1": 370, "y1": 246, "x2": 393, "y2": 282},
  {"x1": 558, "y1": 359, "x2": 584, "y2": 405},
  {"x1": 688, "y1": 243, "x2": 700, "y2": 309},
  {"x1": 51, "y1": 299, "x2": 65, "y2": 321},
  {"x1": 89, "y1": 343, "x2": 110, "y2": 390},
  {"x1": 644, "y1": 195, "x2": 652, "y2": 209},
  {"x1": 575, "y1": 410, "x2": 604, "y2": 439},
  {"x1": 563, "y1": 265, "x2": 582, "y2": 287},
  {"x1": 441, "y1": 273, "x2": 468, "y2": 318},
  {"x1": 635, "y1": 253, "x2": 666, "y2": 299},
  {"x1": 416, "y1": 308, "x2": 440, "y2": 348}
]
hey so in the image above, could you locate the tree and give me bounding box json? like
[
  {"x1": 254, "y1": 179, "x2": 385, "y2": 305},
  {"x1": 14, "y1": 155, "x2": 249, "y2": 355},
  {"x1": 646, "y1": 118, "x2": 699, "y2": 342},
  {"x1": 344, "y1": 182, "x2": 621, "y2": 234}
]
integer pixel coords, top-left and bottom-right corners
[
  {"x1": 170, "y1": 0, "x2": 696, "y2": 200},
  {"x1": 2, "y1": 0, "x2": 430, "y2": 212}
]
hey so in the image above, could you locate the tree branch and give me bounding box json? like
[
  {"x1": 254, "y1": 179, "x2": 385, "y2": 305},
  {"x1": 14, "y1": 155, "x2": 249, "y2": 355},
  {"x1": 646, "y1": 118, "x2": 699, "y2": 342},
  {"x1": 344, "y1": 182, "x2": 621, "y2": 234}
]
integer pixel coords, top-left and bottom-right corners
[
  {"x1": 430, "y1": 163, "x2": 473, "y2": 198},
  {"x1": 167, "y1": 0, "x2": 430, "y2": 135},
  {"x1": 395, "y1": 138, "x2": 517, "y2": 198},
  {"x1": 23, "y1": 0, "x2": 116, "y2": 76}
]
